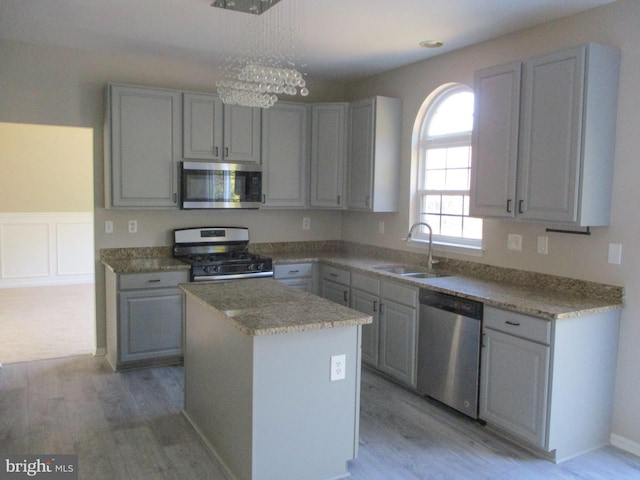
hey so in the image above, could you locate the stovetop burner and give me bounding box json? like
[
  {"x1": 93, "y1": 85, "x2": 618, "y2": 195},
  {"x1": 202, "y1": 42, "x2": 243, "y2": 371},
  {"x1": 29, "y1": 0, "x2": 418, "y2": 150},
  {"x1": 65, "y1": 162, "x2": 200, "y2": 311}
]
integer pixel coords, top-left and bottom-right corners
[{"x1": 173, "y1": 227, "x2": 273, "y2": 281}]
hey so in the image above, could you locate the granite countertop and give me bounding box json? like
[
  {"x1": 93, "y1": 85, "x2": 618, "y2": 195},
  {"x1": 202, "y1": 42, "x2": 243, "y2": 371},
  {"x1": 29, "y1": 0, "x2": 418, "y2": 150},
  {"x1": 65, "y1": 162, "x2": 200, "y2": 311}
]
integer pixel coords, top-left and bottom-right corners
[
  {"x1": 102, "y1": 257, "x2": 190, "y2": 274},
  {"x1": 180, "y1": 279, "x2": 372, "y2": 336},
  {"x1": 100, "y1": 245, "x2": 624, "y2": 321},
  {"x1": 269, "y1": 252, "x2": 624, "y2": 320}
]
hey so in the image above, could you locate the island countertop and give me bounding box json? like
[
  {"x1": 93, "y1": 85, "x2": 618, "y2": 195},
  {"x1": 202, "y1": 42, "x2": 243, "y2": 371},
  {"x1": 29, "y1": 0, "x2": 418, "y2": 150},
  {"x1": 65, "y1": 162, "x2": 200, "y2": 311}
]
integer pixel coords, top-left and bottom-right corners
[{"x1": 180, "y1": 279, "x2": 372, "y2": 336}]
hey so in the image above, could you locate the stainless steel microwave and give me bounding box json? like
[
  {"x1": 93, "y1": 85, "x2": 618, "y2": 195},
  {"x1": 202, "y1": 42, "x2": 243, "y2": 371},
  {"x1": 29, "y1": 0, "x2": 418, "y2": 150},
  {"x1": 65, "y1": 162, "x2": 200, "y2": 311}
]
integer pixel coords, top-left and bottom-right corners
[{"x1": 180, "y1": 162, "x2": 262, "y2": 209}]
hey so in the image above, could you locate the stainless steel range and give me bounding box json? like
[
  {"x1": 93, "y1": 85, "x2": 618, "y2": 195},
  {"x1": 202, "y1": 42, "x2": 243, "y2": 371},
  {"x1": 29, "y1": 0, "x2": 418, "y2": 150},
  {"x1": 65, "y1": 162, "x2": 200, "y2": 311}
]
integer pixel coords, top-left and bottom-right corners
[{"x1": 173, "y1": 227, "x2": 273, "y2": 282}]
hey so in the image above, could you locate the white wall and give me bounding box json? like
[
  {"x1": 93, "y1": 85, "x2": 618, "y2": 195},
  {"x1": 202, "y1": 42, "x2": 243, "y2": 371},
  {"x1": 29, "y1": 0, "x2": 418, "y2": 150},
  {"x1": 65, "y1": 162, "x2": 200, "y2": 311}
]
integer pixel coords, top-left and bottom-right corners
[{"x1": 342, "y1": 0, "x2": 640, "y2": 451}]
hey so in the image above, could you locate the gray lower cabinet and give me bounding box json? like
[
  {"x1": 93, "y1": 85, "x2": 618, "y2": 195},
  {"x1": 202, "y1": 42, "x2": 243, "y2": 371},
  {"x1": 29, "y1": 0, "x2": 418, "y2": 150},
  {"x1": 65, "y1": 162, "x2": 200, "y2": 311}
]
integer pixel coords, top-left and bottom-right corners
[
  {"x1": 378, "y1": 281, "x2": 418, "y2": 387},
  {"x1": 350, "y1": 272, "x2": 418, "y2": 387},
  {"x1": 105, "y1": 268, "x2": 188, "y2": 371},
  {"x1": 351, "y1": 272, "x2": 381, "y2": 366},
  {"x1": 274, "y1": 262, "x2": 317, "y2": 294},
  {"x1": 480, "y1": 305, "x2": 620, "y2": 462},
  {"x1": 320, "y1": 265, "x2": 350, "y2": 306}
]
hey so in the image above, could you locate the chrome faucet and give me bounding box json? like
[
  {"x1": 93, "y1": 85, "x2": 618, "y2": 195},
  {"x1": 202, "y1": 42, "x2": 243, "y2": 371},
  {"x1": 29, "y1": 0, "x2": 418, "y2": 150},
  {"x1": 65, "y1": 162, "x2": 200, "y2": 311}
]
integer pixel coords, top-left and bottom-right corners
[{"x1": 406, "y1": 222, "x2": 435, "y2": 270}]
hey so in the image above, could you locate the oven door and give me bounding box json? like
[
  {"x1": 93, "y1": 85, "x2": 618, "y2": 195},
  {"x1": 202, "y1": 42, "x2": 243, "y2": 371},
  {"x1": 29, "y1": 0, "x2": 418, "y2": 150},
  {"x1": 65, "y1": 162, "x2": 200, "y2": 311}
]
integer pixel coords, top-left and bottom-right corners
[{"x1": 180, "y1": 162, "x2": 262, "y2": 209}]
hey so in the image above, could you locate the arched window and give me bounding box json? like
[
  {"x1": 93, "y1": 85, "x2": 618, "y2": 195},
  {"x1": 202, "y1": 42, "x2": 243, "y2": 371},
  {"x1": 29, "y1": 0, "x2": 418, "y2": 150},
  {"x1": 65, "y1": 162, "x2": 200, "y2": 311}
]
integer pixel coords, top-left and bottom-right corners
[{"x1": 413, "y1": 84, "x2": 482, "y2": 249}]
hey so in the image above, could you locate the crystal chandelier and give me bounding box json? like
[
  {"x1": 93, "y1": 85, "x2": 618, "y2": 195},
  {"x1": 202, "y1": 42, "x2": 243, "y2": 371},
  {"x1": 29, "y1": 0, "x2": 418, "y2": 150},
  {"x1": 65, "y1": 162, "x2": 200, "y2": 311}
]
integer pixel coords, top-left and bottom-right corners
[{"x1": 211, "y1": 0, "x2": 309, "y2": 108}]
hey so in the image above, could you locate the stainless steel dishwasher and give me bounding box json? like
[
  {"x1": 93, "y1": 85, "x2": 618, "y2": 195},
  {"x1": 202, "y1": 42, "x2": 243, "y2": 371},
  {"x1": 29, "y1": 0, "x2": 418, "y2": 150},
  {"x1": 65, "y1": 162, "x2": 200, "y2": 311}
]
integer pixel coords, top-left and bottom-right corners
[{"x1": 417, "y1": 289, "x2": 483, "y2": 419}]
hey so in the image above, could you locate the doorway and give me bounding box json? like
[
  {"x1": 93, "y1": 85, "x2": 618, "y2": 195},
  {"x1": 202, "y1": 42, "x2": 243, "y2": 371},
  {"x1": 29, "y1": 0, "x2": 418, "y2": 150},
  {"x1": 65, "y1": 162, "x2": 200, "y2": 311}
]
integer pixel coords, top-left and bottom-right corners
[{"x1": 0, "y1": 122, "x2": 95, "y2": 364}]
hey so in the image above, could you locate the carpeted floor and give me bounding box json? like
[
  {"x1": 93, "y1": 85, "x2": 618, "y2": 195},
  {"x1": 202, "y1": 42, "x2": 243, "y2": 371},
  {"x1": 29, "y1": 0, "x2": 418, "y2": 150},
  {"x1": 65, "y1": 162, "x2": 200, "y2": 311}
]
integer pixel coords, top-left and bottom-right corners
[{"x1": 0, "y1": 283, "x2": 95, "y2": 364}]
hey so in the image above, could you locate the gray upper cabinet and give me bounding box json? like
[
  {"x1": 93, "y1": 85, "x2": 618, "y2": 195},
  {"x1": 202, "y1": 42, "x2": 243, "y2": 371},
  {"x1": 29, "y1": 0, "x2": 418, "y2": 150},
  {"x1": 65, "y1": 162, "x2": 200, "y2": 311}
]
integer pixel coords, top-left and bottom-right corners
[
  {"x1": 182, "y1": 92, "x2": 224, "y2": 160},
  {"x1": 347, "y1": 96, "x2": 402, "y2": 212},
  {"x1": 310, "y1": 103, "x2": 348, "y2": 209},
  {"x1": 470, "y1": 43, "x2": 620, "y2": 226},
  {"x1": 261, "y1": 102, "x2": 309, "y2": 208},
  {"x1": 182, "y1": 92, "x2": 261, "y2": 164},
  {"x1": 105, "y1": 84, "x2": 181, "y2": 208}
]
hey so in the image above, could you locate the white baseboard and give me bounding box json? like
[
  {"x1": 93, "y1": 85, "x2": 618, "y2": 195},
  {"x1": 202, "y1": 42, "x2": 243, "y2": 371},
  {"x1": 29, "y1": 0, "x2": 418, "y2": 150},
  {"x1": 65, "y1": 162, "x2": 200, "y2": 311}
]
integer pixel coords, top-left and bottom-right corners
[
  {"x1": 611, "y1": 434, "x2": 640, "y2": 457},
  {"x1": 94, "y1": 348, "x2": 107, "y2": 357}
]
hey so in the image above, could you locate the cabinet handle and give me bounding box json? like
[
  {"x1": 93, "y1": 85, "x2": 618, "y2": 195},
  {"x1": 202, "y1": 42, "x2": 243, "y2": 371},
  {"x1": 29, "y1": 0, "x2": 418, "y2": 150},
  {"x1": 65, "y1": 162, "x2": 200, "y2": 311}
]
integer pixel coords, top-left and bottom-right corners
[
  {"x1": 147, "y1": 279, "x2": 161, "y2": 283},
  {"x1": 262, "y1": 194, "x2": 266, "y2": 204},
  {"x1": 518, "y1": 200, "x2": 524, "y2": 214},
  {"x1": 225, "y1": 147, "x2": 229, "y2": 157},
  {"x1": 330, "y1": 273, "x2": 338, "y2": 277},
  {"x1": 173, "y1": 192, "x2": 177, "y2": 203},
  {"x1": 379, "y1": 303, "x2": 384, "y2": 314},
  {"x1": 505, "y1": 320, "x2": 521, "y2": 326},
  {"x1": 343, "y1": 290, "x2": 348, "y2": 303},
  {"x1": 373, "y1": 300, "x2": 378, "y2": 312},
  {"x1": 506, "y1": 199, "x2": 512, "y2": 213},
  {"x1": 289, "y1": 270, "x2": 300, "y2": 274},
  {"x1": 337, "y1": 195, "x2": 341, "y2": 205},
  {"x1": 481, "y1": 333, "x2": 486, "y2": 348},
  {"x1": 365, "y1": 195, "x2": 370, "y2": 207},
  {"x1": 214, "y1": 146, "x2": 219, "y2": 157}
]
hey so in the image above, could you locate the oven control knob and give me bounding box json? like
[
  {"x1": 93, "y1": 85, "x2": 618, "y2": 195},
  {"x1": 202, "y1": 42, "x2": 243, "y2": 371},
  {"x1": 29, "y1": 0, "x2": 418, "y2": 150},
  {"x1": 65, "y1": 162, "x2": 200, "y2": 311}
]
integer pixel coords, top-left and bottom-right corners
[
  {"x1": 257, "y1": 263, "x2": 264, "y2": 271},
  {"x1": 247, "y1": 263, "x2": 256, "y2": 271},
  {"x1": 203, "y1": 265, "x2": 218, "y2": 274}
]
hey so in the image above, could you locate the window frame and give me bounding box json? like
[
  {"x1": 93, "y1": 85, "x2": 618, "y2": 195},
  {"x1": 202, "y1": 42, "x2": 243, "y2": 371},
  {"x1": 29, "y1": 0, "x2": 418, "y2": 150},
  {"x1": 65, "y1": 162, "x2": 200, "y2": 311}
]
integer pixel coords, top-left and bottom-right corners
[{"x1": 411, "y1": 83, "x2": 482, "y2": 253}]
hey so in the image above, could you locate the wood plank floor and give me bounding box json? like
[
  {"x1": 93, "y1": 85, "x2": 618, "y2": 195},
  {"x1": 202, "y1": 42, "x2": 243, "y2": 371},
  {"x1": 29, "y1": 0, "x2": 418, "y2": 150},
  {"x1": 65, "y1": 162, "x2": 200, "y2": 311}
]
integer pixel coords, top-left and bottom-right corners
[{"x1": 1, "y1": 355, "x2": 640, "y2": 479}]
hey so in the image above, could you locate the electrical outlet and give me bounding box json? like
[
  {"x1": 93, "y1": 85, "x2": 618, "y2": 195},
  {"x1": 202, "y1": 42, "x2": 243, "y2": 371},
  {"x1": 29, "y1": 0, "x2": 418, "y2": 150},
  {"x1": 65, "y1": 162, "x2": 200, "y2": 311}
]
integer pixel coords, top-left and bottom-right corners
[
  {"x1": 128, "y1": 220, "x2": 138, "y2": 234},
  {"x1": 378, "y1": 221, "x2": 385, "y2": 234},
  {"x1": 537, "y1": 236, "x2": 548, "y2": 254},
  {"x1": 105, "y1": 221, "x2": 114, "y2": 234},
  {"x1": 507, "y1": 234, "x2": 522, "y2": 251},
  {"x1": 330, "y1": 354, "x2": 346, "y2": 382},
  {"x1": 302, "y1": 217, "x2": 311, "y2": 230},
  {"x1": 608, "y1": 243, "x2": 622, "y2": 264}
]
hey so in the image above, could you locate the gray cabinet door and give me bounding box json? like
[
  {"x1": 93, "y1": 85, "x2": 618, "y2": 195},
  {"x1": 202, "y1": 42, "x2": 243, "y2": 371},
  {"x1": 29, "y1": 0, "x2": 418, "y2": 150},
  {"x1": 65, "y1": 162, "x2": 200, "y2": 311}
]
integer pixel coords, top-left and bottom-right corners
[
  {"x1": 347, "y1": 98, "x2": 374, "y2": 210},
  {"x1": 351, "y1": 288, "x2": 380, "y2": 366},
  {"x1": 107, "y1": 84, "x2": 180, "y2": 208},
  {"x1": 347, "y1": 96, "x2": 401, "y2": 212},
  {"x1": 118, "y1": 288, "x2": 184, "y2": 363},
  {"x1": 261, "y1": 102, "x2": 308, "y2": 207},
  {"x1": 379, "y1": 299, "x2": 417, "y2": 387},
  {"x1": 518, "y1": 47, "x2": 585, "y2": 223},
  {"x1": 310, "y1": 103, "x2": 347, "y2": 209},
  {"x1": 470, "y1": 62, "x2": 521, "y2": 218},
  {"x1": 321, "y1": 279, "x2": 350, "y2": 307},
  {"x1": 479, "y1": 327, "x2": 550, "y2": 448},
  {"x1": 223, "y1": 104, "x2": 262, "y2": 164},
  {"x1": 183, "y1": 92, "x2": 224, "y2": 160}
]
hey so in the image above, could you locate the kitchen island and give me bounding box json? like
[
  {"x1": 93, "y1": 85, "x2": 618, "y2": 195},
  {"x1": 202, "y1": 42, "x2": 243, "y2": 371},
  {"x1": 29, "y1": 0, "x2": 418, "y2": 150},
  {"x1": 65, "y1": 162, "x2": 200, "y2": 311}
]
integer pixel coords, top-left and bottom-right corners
[{"x1": 180, "y1": 279, "x2": 372, "y2": 480}]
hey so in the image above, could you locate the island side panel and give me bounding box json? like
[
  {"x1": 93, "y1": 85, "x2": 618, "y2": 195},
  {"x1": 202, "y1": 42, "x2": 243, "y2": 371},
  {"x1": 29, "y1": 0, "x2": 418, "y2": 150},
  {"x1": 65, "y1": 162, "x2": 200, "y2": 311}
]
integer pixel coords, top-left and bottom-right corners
[
  {"x1": 183, "y1": 295, "x2": 255, "y2": 480},
  {"x1": 252, "y1": 324, "x2": 362, "y2": 480}
]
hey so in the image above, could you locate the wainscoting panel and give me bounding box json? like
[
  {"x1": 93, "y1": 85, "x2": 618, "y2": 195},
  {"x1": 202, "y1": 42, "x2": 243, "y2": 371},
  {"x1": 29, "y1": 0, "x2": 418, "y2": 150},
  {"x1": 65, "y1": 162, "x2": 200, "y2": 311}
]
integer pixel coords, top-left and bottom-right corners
[{"x1": 0, "y1": 213, "x2": 93, "y2": 288}]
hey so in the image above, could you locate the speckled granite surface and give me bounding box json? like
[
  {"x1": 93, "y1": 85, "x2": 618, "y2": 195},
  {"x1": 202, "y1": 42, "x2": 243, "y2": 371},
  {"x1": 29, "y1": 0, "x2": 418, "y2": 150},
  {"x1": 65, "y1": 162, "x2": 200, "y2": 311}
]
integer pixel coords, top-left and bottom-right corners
[
  {"x1": 181, "y1": 279, "x2": 372, "y2": 336},
  {"x1": 101, "y1": 241, "x2": 624, "y2": 320}
]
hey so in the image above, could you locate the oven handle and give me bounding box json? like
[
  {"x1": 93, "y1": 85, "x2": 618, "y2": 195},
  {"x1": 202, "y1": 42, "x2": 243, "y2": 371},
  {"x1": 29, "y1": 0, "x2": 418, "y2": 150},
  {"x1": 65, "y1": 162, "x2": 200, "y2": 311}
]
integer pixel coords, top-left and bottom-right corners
[{"x1": 192, "y1": 271, "x2": 274, "y2": 282}]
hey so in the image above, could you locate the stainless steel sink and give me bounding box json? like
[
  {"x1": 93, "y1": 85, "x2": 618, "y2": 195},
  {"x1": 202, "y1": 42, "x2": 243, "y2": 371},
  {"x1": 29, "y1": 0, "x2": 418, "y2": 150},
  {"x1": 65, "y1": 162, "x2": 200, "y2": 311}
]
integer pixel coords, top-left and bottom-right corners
[
  {"x1": 372, "y1": 265, "x2": 425, "y2": 275},
  {"x1": 372, "y1": 264, "x2": 446, "y2": 279},
  {"x1": 401, "y1": 271, "x2": 439, "y2": 279}
]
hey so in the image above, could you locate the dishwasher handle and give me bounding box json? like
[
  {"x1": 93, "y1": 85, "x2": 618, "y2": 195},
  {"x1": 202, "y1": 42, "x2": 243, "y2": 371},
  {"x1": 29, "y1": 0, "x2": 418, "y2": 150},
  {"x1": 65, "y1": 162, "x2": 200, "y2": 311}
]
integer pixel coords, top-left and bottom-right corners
[{"x1": 419, "y1": 289, "x2": 483, "y2": 320}]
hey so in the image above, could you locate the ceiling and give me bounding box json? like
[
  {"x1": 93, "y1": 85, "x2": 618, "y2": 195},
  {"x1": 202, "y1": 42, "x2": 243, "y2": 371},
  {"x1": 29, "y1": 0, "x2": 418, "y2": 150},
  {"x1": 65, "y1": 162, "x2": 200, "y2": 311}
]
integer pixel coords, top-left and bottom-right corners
[{"x1": 0, "y1": 0, "x2": 616, "y2": 83}]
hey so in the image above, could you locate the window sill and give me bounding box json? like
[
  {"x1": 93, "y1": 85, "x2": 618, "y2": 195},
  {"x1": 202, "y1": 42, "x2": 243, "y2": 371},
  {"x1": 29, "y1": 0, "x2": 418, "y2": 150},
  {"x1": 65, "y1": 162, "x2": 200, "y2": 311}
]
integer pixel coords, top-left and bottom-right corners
[{"x1": 406, "y1": 238, "x2": 484, "y2": 258}]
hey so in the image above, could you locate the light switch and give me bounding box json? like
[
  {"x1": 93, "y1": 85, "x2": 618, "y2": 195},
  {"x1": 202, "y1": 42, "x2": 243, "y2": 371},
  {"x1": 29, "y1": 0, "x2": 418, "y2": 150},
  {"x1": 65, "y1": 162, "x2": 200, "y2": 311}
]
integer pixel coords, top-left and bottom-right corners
[{"x1": 537, "y1": 236, "x2": 548, "y2": 255}]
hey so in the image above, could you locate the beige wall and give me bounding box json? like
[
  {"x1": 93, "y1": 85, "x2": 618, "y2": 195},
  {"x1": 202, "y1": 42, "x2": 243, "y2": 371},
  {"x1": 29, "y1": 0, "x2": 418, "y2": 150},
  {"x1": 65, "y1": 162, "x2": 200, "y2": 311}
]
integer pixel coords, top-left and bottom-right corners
[
  {"x1": 343, "y1": 0, "x2": 640, "y2": 449},
  {"x1": 0, "y1": 122, "x2": 93, "y2": 212},
  {"x1": 1, "y1": 0, "x2": 639, "y2": 452}
]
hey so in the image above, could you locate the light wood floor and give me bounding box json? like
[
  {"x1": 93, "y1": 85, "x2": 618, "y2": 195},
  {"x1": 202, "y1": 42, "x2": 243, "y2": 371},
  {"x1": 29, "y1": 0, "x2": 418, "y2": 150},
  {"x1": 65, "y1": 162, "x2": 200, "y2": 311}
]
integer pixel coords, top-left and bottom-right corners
[{"x1": 2, "y1": 355, "x2": 640, "y2": 480}]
